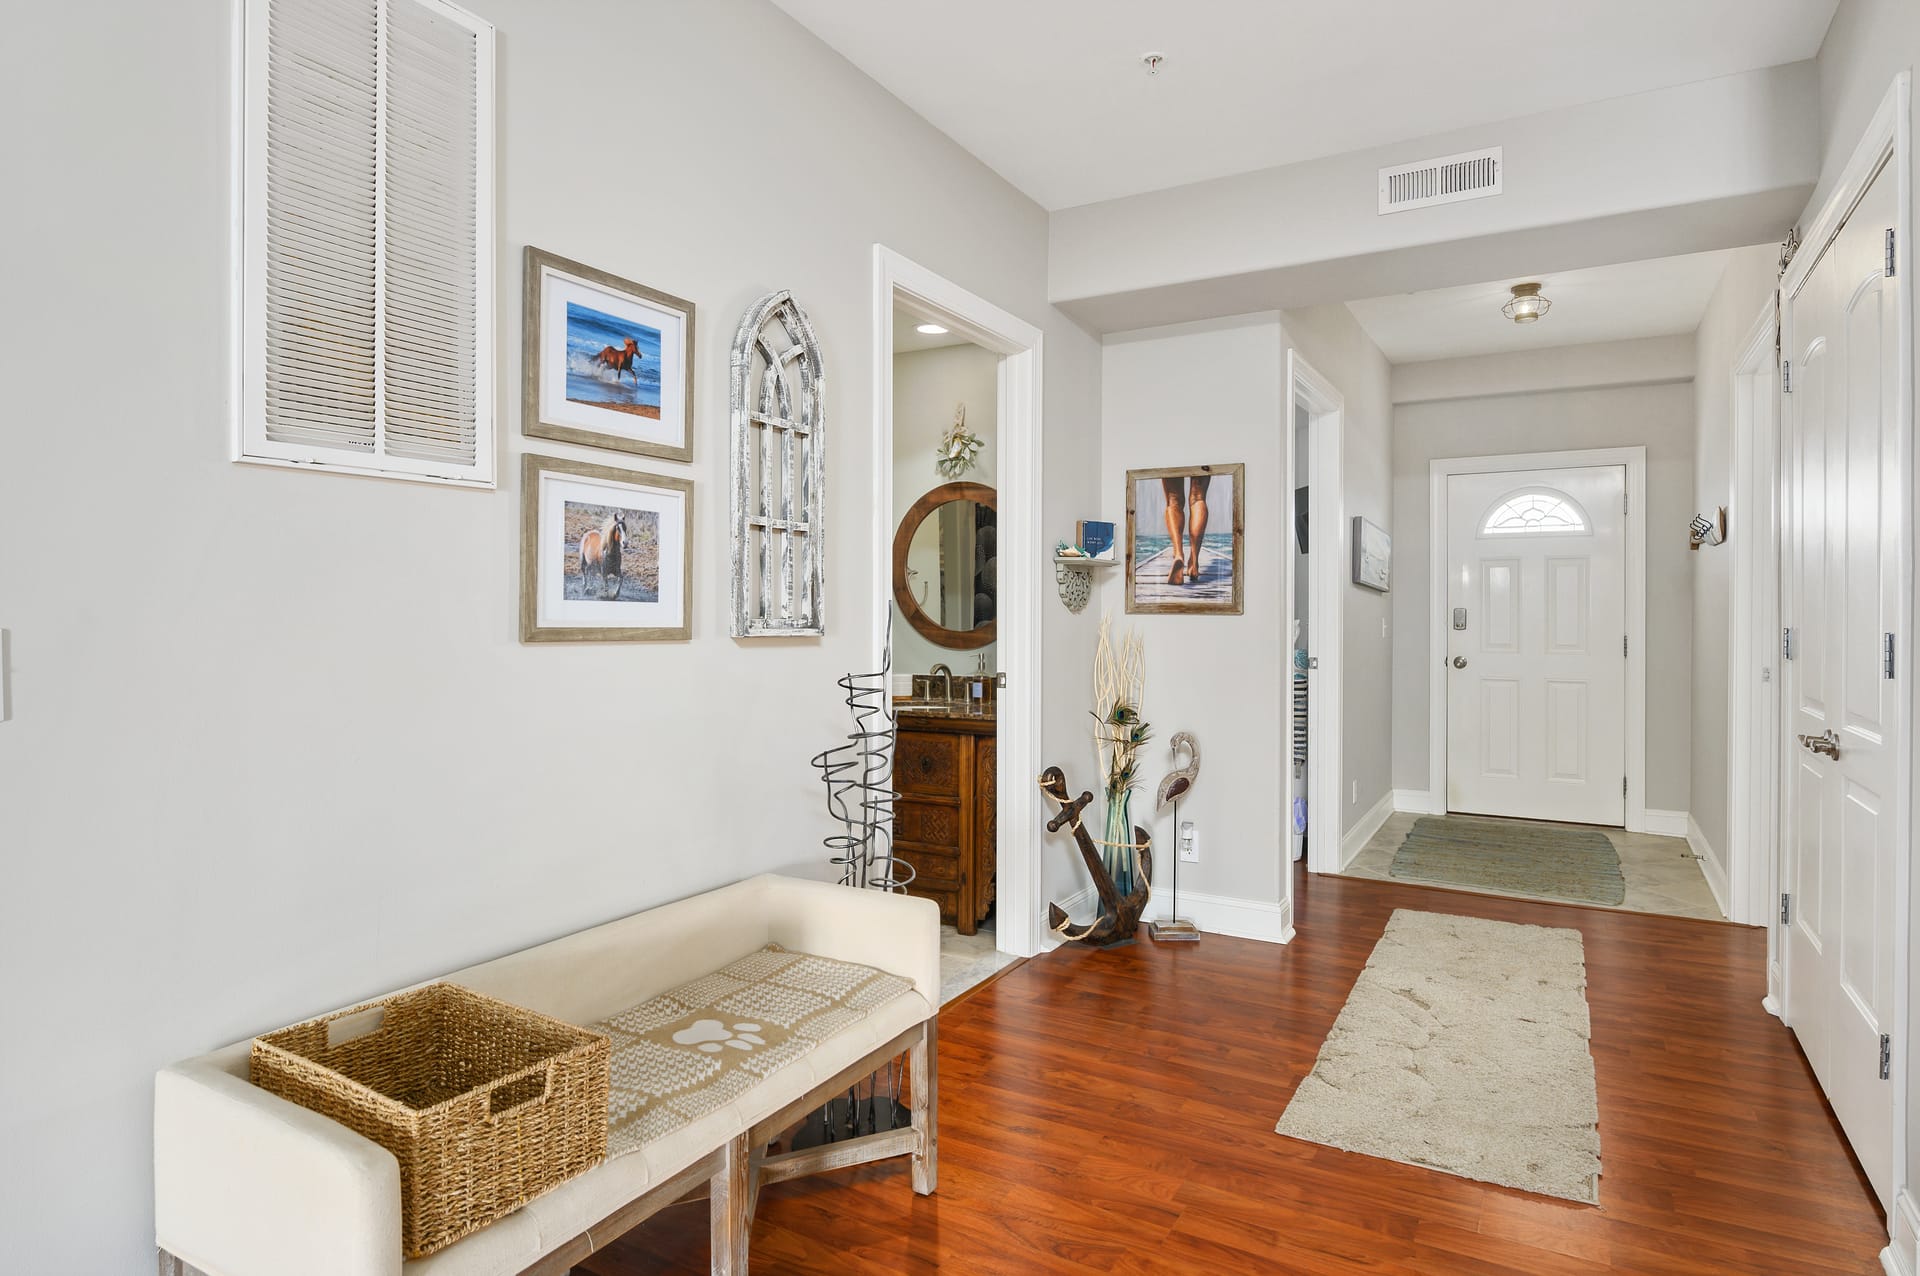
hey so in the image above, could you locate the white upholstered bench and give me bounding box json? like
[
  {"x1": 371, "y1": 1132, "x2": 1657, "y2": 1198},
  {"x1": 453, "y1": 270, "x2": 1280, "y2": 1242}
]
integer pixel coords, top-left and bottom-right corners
[{"x1": 153, "y1": 874, "x2": 940, "y2": 1276}]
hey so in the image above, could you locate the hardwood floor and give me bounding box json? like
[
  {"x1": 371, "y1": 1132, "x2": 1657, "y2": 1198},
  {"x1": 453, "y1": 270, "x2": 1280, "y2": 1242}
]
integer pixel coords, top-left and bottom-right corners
[{"x1": 579, "y1": 869, "x2": 1887, "y2": 1274}]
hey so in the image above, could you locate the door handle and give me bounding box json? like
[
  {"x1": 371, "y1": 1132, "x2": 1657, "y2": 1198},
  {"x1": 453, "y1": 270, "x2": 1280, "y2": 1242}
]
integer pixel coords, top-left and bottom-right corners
[
  {"x1": 1798, "y1": 730, "x2": 1840, "y2": 759},
  {"x1": 1452, "y1": 656, "x2": 1468, "y2": 669}
]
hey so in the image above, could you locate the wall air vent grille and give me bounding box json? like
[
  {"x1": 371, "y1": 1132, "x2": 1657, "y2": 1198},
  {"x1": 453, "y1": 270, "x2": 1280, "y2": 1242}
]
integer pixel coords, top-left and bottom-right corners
[{"x1": 1379, "y1": 147, "x2": 1503, "y2": 215}]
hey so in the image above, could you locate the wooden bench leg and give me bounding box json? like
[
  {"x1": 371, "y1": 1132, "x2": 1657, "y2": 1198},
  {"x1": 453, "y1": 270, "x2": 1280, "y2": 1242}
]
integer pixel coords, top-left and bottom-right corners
[
  {"x1": 911, "y1": 1017, "x2": 938, "y2": 1196},
  {"x1": 710, "y1": 1130, "x2": 753, "y2": 1275}
]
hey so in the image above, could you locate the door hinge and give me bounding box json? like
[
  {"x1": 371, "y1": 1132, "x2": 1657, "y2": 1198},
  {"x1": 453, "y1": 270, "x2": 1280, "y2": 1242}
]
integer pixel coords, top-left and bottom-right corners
[
  {"x1": 1783, "y1": 360, "x2": 1793, "y2": 394},
  {"x1": 1623, "y1": 634, "x2": 1628, "y2": 658},
  {"x1": 1881, "y1": 1033, "x2": 1892, "y2": 1081},
  {"x1": 1623, "y1": 775, "x2": 1628, "y2": 798},
  {"x1": 1886, "y1": 633, "x2": 1897, "y2": 679},
  {"x1": 1623, "y1": 490, "x2": 1630, "y2": 515},
  {"x1": 1780, "y1": 892, "x2": 1791, "y2": 925},
  {"x1": 1783, "y1": 627, "x2": 1795, "y2": 661},
  {"x1": 1888, "y1": 228, "x2": 1898, "y2": 278}
]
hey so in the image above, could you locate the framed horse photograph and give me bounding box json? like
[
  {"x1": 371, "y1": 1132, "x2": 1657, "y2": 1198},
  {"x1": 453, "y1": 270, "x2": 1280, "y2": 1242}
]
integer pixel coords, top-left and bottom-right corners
[
  {"x1": 523, "y1": 247, "x2": 696, "y2": 462},
  {"x1": 520, "y1": 453, "x2": 693, "y2": 642}
]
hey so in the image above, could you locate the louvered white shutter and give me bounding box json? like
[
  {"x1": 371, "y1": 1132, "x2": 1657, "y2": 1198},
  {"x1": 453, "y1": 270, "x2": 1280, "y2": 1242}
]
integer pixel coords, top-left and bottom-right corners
[{"x1": 237, "y1": 0, "x2": 495, "y2": 486}]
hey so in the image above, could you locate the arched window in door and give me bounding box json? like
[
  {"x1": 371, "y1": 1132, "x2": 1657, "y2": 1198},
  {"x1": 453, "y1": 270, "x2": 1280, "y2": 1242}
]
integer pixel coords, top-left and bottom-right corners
[{"x1": 1481, "y1": 488, "x2": 1589, "y2": 536}]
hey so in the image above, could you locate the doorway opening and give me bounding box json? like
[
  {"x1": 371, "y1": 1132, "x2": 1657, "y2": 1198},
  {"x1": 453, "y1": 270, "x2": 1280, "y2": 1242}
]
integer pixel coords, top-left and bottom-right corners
[
  {"x1": 1288, "y1": 351, "x2": 1344, "y2": 881},
  {"x1": 872, "y1": 247, "x2": 1045, "y2": 978}
]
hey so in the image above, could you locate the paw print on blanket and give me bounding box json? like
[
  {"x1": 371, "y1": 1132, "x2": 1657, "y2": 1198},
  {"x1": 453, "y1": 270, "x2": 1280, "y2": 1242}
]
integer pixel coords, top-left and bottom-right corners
[{"x1": 671, "y1": 1018, "x2": 767, "y2": 1054}]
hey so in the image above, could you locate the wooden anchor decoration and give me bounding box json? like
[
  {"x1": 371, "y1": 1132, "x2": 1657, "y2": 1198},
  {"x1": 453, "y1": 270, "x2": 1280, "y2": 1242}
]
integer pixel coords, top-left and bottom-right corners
[{"x1": 1039, "y1": 766, "x2": 1152, "y2": 946}]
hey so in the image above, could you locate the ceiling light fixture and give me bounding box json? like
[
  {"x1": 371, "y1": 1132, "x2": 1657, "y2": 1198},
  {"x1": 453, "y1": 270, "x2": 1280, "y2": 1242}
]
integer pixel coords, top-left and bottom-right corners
[
  {"x1": 1141, "y1": 52, "x2": 1165, "y2": 76},
  {"x1": 915, "y1": 323, "x2": 949, "y2": 336},
  {"x1": 1502, "y1": 282, "x2": 1551, "y2": 324}
]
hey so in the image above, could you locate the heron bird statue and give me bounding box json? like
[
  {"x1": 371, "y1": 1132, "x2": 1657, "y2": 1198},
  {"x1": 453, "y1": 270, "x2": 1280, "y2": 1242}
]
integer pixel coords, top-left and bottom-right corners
[{"x1": 1148, "y1": 731, "x2": 1201, "y2": 942}]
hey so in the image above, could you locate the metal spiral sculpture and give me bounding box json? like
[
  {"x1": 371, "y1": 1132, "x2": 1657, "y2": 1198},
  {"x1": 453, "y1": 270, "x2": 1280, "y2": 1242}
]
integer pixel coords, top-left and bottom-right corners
[{"x1": 812, "y1": 630, "x2": 914, "y2": 893}]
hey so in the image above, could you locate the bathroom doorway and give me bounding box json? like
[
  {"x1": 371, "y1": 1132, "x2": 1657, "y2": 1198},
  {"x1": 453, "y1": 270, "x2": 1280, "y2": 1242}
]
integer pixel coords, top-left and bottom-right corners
[{"x1": 871, "y1": 247, "x2": 1045, "y2": 980}]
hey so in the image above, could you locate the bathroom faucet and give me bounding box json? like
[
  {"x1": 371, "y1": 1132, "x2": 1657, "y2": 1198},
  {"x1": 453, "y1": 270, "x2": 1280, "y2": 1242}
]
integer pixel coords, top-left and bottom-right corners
[{"x1": 929, "y1": 662, "x2": 953, "y2": 702}]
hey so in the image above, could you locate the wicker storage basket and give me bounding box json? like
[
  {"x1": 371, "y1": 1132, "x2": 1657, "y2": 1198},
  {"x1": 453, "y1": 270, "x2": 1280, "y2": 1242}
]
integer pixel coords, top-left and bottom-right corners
[{"x1": 251, "y1": 982, "x2": 610, "y2": 1259}]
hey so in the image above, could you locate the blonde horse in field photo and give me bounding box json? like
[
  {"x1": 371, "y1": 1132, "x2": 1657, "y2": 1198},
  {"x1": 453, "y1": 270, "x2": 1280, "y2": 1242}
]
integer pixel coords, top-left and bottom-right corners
[{"x1": 578, "y1": 511, "x2": 628, "y2": 599}]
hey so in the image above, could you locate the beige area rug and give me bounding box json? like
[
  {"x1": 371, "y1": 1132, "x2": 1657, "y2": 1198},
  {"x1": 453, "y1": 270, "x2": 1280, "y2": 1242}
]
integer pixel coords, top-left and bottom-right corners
[
  {"x1": 1275, "y1": 909, "x2": 1601, "y2": 1203},
  {"x1": 587, "y1": 945, "x2": 915, "y2": 1158}
]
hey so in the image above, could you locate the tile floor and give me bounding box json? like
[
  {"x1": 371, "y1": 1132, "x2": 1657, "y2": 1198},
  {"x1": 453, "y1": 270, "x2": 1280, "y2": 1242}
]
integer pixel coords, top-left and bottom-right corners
[
  {"x1": 938, "y1": 924, "x2": 1022, "y2": 1005},
  {"x1": 1342, "y1": 811, "x2": 1726, "y2": 921}
]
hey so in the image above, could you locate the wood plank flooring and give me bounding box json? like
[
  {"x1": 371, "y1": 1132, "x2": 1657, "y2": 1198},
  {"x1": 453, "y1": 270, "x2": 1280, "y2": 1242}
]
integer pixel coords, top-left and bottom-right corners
[{"x1": 579, "y1": 869, "x2": 1887, "y2": 1274}]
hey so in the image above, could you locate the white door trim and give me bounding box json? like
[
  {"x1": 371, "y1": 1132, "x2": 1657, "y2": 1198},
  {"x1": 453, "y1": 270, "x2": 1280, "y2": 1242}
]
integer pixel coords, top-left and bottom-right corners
[
  {"x1": 1775, "y1": 72, "x2": 1911, "y2": 1265},
  {"x1": 1287, "y1": 351, "x2": 1345, "y2": 877},
  {"x1": 1728, "y1": 298, "x2": 1782, "y2": 939},
  {"x1": 872, "y1": 245, "x2": 1046, "y2": 958},
  {"x1": 1426, "y1": 447, "x2": 1649, "y2": 831}
]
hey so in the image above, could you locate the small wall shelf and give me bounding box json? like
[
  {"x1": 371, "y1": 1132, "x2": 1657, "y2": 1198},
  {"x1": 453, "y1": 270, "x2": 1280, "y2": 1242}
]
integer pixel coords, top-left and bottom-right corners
[{"x1": 1053, "y1": 554, "x2": 1116, "y2": 614}]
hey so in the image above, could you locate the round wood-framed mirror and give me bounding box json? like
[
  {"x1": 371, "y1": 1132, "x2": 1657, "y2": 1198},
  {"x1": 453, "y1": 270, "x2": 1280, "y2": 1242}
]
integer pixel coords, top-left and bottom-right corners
[{"x1": 892, "y1": 481, "x2": 997, "y2": 650}]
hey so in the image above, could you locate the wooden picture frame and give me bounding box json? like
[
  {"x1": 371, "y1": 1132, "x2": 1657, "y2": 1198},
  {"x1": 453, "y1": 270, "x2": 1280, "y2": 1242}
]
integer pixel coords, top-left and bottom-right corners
[
  {"x1": 520, "y1": 453, "x2": 693, "y2": 643},
  {"x1": 1125, "y1": 464, "x2": 1245, "y2": 615},
  {"x1": 892, "y1": 481, "x2": 997, "y2": 650},
  {"x1": 523, "y1": 247, "x2": 696, "y2": 463}
]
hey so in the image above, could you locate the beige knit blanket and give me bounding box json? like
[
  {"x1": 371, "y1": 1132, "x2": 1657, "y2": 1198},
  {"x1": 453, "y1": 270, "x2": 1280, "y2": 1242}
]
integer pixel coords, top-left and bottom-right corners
[{"x1": 587, "y1": 945, "x2": 915, "y2": 1158}]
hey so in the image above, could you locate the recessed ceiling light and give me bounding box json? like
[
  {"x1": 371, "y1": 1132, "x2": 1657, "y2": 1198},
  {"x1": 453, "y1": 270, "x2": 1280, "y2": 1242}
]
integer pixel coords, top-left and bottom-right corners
[{"x1": 916, "y1": 323, "x2": 949, "y2": 336}]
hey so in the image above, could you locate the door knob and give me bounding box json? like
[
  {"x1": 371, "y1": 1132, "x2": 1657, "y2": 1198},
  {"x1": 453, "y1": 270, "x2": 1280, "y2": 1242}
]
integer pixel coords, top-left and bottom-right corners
[
  {"x1": 1452, "y1": 656, "x2": 1468, "y2": 669},
  {"x1": 1798, "y1": 729, "x2": 1840, "y2": 759}
]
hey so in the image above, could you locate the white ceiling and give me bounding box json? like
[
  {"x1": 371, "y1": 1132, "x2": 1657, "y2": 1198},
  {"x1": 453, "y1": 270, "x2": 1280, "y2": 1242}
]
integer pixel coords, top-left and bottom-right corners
[
  {"x1": 1345, "y1": 249, "x2": 1743, "y2": 365},
  {"x1": 769, "y1": 0, "x2": 1838, "y2": 210}
]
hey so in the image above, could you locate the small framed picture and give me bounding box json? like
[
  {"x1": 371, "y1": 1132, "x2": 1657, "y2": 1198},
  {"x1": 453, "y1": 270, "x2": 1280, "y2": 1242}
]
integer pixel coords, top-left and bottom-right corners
[
  {"x1": 523, "y1": 247, "x2": 695, "y2": 462},
  {"x1": 1352, "y1": 516, "x2": 1391, "y2": 592},
  {"x1": 520, "y1": 453, "x2": 692, "y2": 643},
  {"x1": 1125, "y1": 464, "x2": 1246, "y2": 616}
]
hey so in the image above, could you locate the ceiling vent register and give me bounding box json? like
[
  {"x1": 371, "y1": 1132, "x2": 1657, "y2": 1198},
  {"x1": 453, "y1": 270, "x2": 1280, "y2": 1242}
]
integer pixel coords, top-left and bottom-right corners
[{"x1": 1378, "y1": 147, "x2": 1503, "y2": 215}]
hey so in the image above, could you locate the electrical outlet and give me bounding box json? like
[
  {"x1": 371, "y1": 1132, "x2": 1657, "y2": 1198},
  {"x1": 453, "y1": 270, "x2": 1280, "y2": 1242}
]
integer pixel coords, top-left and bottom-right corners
[
  {"x1": 1179, "y1": 821, "x2": 1199, "y2": 863},
  {"x1": 1351, "y1": 779, "x2": 1358, "y2": 805}
]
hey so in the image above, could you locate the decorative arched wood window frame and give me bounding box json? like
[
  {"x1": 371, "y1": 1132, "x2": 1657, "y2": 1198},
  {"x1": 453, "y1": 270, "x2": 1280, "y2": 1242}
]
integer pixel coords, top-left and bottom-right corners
[
  {"x1": 730, "y1": 290, "x2": 826, "y2": 636},
  {"x1": 1478, "y1": 487, "x2": 1591, "y2": 537}
]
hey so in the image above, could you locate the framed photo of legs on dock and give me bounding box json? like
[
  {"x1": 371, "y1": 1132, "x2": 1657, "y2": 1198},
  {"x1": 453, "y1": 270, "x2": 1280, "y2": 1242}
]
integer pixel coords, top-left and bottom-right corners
[{"x1": 1124, "y1": 463, "x2": 1245, "y2": 616}]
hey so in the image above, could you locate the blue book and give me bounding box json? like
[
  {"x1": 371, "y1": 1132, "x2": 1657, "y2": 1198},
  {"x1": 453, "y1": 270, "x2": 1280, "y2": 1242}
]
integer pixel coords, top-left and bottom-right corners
[{"x1": 1077, "y1": 520, "x2": 1115, "y2": 560}]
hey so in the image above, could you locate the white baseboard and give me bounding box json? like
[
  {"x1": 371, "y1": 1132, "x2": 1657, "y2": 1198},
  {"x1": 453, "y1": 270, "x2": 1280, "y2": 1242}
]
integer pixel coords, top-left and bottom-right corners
[
  {"x1": 1766, "y1": 960, "x2": 1783, "y2": 1020},
  {"x1": 1685, "y1": 814, "x2": 1731, "y2": 918},
  {"x1": 1341, "y1": 790, "x2": 1397, "y2": 869},
  {"x1": 1045, "y1": 880, "x2": 1296, "y2": 948},
  {"x1": 1642, "y1": 808, "x2": 1690, "y2": 838},
  {"x1": 1392, "y1": 789, "x2": 1443, "y2": 815},
  {"x1": 1148, "y1": 889, "x2": 1294, "y2": 944},
  {"x1": 1883, "y1": 1188, "x2": 1919, "y2": 1275}
]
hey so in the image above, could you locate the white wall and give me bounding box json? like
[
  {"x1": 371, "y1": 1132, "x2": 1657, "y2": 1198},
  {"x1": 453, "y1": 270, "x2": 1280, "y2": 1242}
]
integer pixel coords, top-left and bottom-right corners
[
  {"x1": 1050, "y1": 64, "x2": 1820, "y2": 332},
  {"x1": 1393, "y1": 335, "x2": 1695, "y2": 405},
  {"x1": 1687, "y1": 246, "x2": 1782, "y2": 869},
  {"x1": 1100, "y1": 315, "x2": 1287, "y2": 913},
  {"x1": 890, "y1": 343, "x2": 999, "y2": 677},
  {"x1": 1095, "y1": 306, "x2": 1392, "y2": 924},
  {"x1": 1808, "y1": 0, "x2": 1920, "y2": 1245},
  {"x1": 1389, "y1": 366, "x2": 1697, "y2": 814},
  {"x1": 0, "y1": 2, "x2": 1102, "y2": 1269}
]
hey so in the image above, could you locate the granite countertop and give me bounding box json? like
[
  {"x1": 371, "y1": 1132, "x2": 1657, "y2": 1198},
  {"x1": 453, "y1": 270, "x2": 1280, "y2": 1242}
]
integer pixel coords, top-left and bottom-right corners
[{"x1": 894, "y1": 700, "x2": 997, "y2": 724}]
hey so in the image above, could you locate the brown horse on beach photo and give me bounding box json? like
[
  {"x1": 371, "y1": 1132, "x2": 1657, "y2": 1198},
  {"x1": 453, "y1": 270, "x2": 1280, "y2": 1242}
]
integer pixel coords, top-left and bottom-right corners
[
  {"x1": 578, "y1": 511, "x2": 628, "y2": 600},
  {"x1": 593, "y1": 337, "x2": 644, "y2": 384}
]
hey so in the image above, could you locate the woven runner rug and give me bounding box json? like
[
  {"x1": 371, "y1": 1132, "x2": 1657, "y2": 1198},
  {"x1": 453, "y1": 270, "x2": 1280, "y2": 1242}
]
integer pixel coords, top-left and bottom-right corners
[
  {"x1": 588, "y1": 945, "x2": 915, "y2": 1158},
  {"x1": 1277, "y1": 909, "x2": 1601, "y2": 1203},
  {"x1": 1388, "y1": 815, "x2": 1626, "y2": 906}
]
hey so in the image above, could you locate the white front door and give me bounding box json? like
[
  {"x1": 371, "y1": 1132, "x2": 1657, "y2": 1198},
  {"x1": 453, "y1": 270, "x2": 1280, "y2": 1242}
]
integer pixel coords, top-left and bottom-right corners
[
  {"x1": 1444, "y1": 466, "x2": 1627, "y2": 825},
  {"x1": 1781, "y1": 156, "x2": 1902, "y2": 1208}
]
